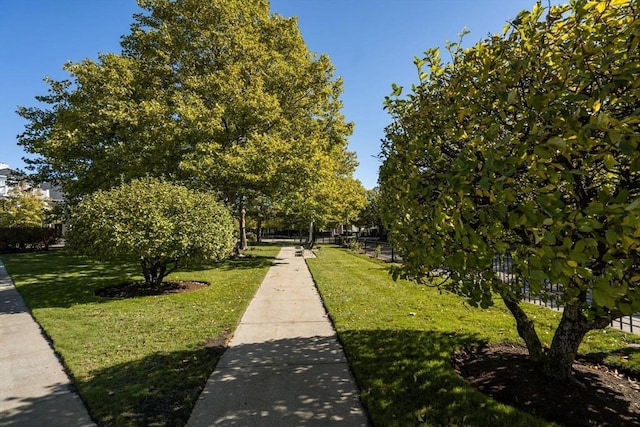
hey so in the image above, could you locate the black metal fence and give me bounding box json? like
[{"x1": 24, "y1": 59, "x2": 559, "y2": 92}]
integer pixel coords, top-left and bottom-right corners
[
  {"x1": 314, "y1": 236, "x2": 401, "y2": 262},
  {"x1": 493, "y1": 254, "x2": 638, "y2": 334}
]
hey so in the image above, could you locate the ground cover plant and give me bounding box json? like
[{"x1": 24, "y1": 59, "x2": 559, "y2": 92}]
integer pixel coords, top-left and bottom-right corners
[
  {"x1": 1, "y1": 245, "x2": 280, "y2": 426},
  {"x1": 307, "y1": 246, "x2": 640, "y2": 426}
]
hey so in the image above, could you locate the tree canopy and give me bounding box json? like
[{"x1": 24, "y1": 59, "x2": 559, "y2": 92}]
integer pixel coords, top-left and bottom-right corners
[
  {"x1": 380, "y1": 0, "x2": 639, "y2": 380},
  {"x1": 357, "y1": 187, "x2": 385, "y2": 233},
  {"x1": 0, "y1": 183, "x2": 47, "y2": 228},
  {"x1": 18, "y1": 0, "x2": 357, "y2": 246},
  {"x1": 66, "y1": 178, "x2": 235, "y2": 286}
]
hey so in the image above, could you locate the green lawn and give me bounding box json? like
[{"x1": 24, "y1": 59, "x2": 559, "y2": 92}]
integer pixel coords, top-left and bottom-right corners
[
  {"x1": 306, "y1": 246, "x2": 640, "y2": 427},
  {"x1": 3, "y1": 244, "x2": 638, "y2": 426},
  {"x1": 1, "y1": 245, "x2": 280, "y2": 426}
]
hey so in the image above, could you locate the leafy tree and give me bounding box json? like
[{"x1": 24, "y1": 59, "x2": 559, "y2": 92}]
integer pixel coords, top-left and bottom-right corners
[
  {"x1": 357, "y1": 187, "x2": 385, "y2": 233},
  {"x1": 380, "y1": 0, "x2": 639, "y2": 381},
  {"x1": 0, "y1": 183, "x2": 47, "y2": 227},
  {"x1": 18, "y1": 0, "x2": 354, "y2": 250},
  {"x1": 273, "y1": 148, "x2": 367, "y2": 239},
  {"x1": 66, "y1": 178, "x2": 235, "y2": 286}
]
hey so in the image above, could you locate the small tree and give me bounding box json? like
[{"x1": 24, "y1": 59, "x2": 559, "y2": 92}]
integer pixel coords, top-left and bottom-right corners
[
  {"x1": 380, "y1": 0, "x2": 639, "y2": 381},
  {"x1": 67, "y1": 178, "x2": 235, "y2": 286},
  {"x1": 0, "y1": 182, "x2": 47, "y2": 227}
]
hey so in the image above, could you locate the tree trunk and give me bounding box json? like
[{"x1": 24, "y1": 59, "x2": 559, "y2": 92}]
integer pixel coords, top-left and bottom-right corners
[
  {"x1": 542, "y1": 301, "x2": 590, "y2": 380},
  {"x1": 239, "y1": 205, "x2": 247, "y2": 251},
  {"x1": 141, "y1": 258, "x2": 167, "y2": 287},
  {"x1": 502, "y1": 296, "x2": 545, "y2": 363},
  {"x1": 308, "y1": 220, "x2": 315, "y2": 246},
  {"x1": 257, "y1": 216, "x2": 262, "y2": 244},
  {"x1": 141, "y1": 259, "x2": 151, "y2": 285}
]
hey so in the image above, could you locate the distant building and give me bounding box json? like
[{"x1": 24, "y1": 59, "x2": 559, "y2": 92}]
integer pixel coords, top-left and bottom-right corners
[
  {"x1": 0, "y1": 163, "x2": 65, "y2": 233},
  {"x1": 0, "y1": 163, "x2": 64, "y2": 203},
  {"x1": 0, "y1": 163, "x2": 13, "y2": 199}
]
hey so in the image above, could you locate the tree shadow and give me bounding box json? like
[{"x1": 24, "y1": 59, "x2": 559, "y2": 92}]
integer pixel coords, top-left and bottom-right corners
[
  {"x1": 580, "y1": 345, "x2": 640, "y2": 378},
  {"x1": 1, "y1": 250, "x2": 137, "y2": 309},
  {"x1": 1, "y1": 249, "x2": 278, "y2": 309},
  {"x1": 181, "y1": 253, "x2": 277, "y2": 272},
  {"x1": 0, "y1": 284, "x2": 29, "y2": 315},
  {"x1": 74, "y1": 345, "x2": 226, "y2": 426},
  {"x1": 334, "y1": 329, "x2": 548, "y2": 426},
  {"x1": 458, "y1": 344, "x2": 640, "y2": 427},
  {"x1": 72, "y1": 334, "x2": 368, "y2": 426},
  {"x1": 0, "y1": 382, "x2": 94, "y2": 427},
  {"x1": 188, "y1": 335, "x2": 369, "y2": 426}
]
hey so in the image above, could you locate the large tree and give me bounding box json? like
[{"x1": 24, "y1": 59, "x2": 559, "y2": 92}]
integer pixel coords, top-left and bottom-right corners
[
  {"x1": 380, "y1": 0, "x2": 639, "y2": 381},
  {"x1": 67, "y1": 178, "x2": 235, "y2": 287},
  {"x1": 18, "y1": 0, "x2": 354, "y2": 249}
]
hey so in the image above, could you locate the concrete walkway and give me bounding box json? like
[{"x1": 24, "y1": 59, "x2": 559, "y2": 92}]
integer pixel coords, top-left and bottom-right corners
[
  {"x1": 0, "y1": 261, "x2": 95, "y2": 427},
  {"x1": 187, "y1": 246, "x2": 369, "y2": 426}
]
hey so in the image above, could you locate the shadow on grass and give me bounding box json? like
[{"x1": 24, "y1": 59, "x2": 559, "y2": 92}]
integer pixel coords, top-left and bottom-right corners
[
  {"x1": 77, "y1": 344, "x2": 226, "y2": 426},
  {"x1": 580, "y1": 345, "x2": 640, "y2": 377},
  {"x1": 1, "y1": 249, "x2": 137, "y2": 309},
  {"x1": 1, "y1": 248, "x2": 278, "y2": 310},
  {"x1": 188, "y1": 335, "x2": 368, "y2": 425},
  {"x1": 181, "y1": 253, "x2": 277, "y2": 273},
  {"x1": 77, "y1": 334, "x2": 366, "y2": 426},
  {"x1": 336, "y1": 329, "x2": 548, "y2": 427},
  {"x1": 458, "y1": 345, "x2": 640, "y2": 427}
]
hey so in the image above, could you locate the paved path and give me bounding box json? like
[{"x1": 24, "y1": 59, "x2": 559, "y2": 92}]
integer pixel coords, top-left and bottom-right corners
[
  {"x1": 187, "y1": 246, "x2": 369, "y2": 426},
  {"x1": 0, "y1": 261, "x2": 95, "y2": 427}
]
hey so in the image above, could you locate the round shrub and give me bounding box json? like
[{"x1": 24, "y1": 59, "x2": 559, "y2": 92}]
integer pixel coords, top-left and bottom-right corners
[{"x1": 67, "y1": 178, "x2": 235, "y2": 286}]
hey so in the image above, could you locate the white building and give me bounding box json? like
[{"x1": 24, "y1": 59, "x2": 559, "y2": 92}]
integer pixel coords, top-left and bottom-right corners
[
  {"x1": 0, "y1": 162, "x2": 11, "y2": 198},
  {"x1": 0, "y1": 163, "x2": 63, "y2": 202}
]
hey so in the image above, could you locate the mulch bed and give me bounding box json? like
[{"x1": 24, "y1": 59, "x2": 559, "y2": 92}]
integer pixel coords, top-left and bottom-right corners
[
  {"x1": 454, "y1": 343, "x2": 640, "y2": 426},
  {"x1": 95, "y1": 280, "x2": 209, "y2": 298}
]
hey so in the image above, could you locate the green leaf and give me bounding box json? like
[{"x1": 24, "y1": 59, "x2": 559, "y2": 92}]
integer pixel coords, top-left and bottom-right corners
[
  {"x1": 592, "y1": 282, "x2": 616, "y2": 308},
  {"x1": 534, "y1": 145, "x2": 553, "y2": 159},
  {"x1": 625, "y1": 198, "x2": 640, "y2": 212},
  {"x1": 547, "y1": 136, "x2": 567, "y2": 150},
  {"x1": 620, "y1": 140, "x2": 636, "y2": 155},
  {"x1": 603, "y1": 154, "x2": 616, "y2": 170}
]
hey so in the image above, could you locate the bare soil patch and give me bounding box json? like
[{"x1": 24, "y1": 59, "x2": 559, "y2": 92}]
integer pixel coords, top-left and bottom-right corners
[
  {"x1": 95, "y1": 280, "x2": 209, "y2": 298},
  {"x1": 454, "y1": 343, "x2": 640, "y2": 426}
]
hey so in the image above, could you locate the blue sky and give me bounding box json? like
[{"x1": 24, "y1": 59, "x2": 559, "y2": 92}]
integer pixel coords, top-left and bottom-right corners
[{"x1": 0, "y1": 0, "x2": 553, "y2": 189}]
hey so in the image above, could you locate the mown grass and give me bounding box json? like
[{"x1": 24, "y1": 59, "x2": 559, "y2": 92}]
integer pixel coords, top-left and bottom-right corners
[
  {"x1": 1, "y1": 245, "x2": 280, "y2": 426},
  {"x1": 307, "y1": 246, "x2": 640, "y2": 427}
]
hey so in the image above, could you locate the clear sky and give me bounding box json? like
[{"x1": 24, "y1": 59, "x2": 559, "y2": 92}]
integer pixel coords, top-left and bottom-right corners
[{"x1": 0, "y1": 0, "x2": 555, "y2": 189}]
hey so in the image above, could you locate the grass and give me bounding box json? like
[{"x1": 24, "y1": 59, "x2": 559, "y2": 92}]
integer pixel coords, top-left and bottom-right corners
[
  {"x1": 306, "y1": 246, "x2": 640, "y2": 427},
  {"x1": 1, "y1": 245, "x2": 280, "y2": 426}
]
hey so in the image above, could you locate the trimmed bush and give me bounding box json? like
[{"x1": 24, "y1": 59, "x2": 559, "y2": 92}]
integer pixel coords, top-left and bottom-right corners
[{"x1": 66, "y1": 178, "x2": 236, "y2": 286}]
